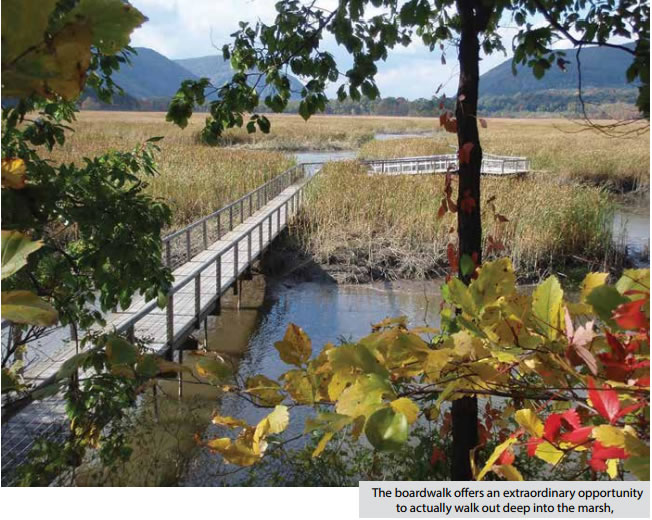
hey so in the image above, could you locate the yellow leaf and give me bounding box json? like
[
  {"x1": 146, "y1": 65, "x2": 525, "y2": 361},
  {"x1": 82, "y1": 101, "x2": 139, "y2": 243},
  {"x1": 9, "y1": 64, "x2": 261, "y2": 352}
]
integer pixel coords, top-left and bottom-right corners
[
  {"x1": 335, "y1": 374, "x2": 393, "y2": 419},
  {"x1": 1, "y1": 158, "x2": 26, "y2": 189},
  {"x1": 253, "y1": 405, "x2": 289, "y2": 455},
  {"x1": 531, "y1": 276, "x2": 564, "y2": 340},
  {"x1": 245, "y1": 374, "x2": 284, "y2": 407},
  {"x1": 1, "y1": 290, "x2": 58, "y2": 326},
  {"x1": 327, "y1": 370, "x2": 354, "y2": 401},
  {"x1": 282, "y1": 369, "x2": 314, "y2": 404},
  {"x1": 390, "y1": 397, "x2": 419, "y2": 424},
  {"x1": 274, "y1": 323, "x2": 312, "y2": 367},
  {"x1": 312, "y1": 432, "x2": 334, "y2": 457},
  {"x1": 424, "y1": 348, "x2": 453, "y2": 382},
  {"x1": 204, "y1": 433, "x2": 260, "y2": 466},
  {"x1": 514, "y1": 409, "x2": 544, "y2": 437},
  {"x1": 212, "y1": 414, "x2": 248, "y2": 429},
  {"x1": 477, "y1": 436, "x2": 518, "y2": 481},
  {"x1": 606, "y1": 459, "x2": 619, "y2": 479},
  {"x1": 581, "y1": 273, "x2": 609, "y2": 303},
  {"x1": 593, "y1": 425, "x2": 625, "y2": 448},
  {"x1": 496, "y1": 464, "x2": 524, "y2": 481},
  {"x1": 535, "y1": 441, "x2": 564, "y2": 465},
  {"x1": 470, "y1": 258, "x2": 516, "y2": 310}
]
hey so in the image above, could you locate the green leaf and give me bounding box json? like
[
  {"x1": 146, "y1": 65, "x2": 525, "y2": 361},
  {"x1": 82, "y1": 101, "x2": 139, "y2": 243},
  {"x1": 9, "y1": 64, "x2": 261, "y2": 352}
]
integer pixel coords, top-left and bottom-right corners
[
  {"x1": 531, "y1": 276, "x2": 563, "y2": 339},
  {"x1": 624, "y1": 456, "x2": 650, "y2": 481},
  {"x1": 106, "y1": 335, "x2": 137, "y2": 365},
  {"x1": 1, "y1": 231, "x2": 43, "y2": 279},
  {"x1": 194, "y1": 355, "x2": 233, "y2": 381},
  {"x1": 460, "y1": 254, "x2": 474, "y2": 277},
  {"x1": 365, "y1": 407, "x2": 408, "y2": 451},
  {"x1": 1, "y1": 290, "x2": 58, "y2": 326},
  {"x1": 586, "y1": 285, "x2": 628, "y2": 328},
  {"x1": 335, "y1": 373, "x2": 394, "y2": 419},
  {"x1": 615, "y1": 269, "x2": 650, "y2": 298},
  {"x1": 274, "y1": 323, "x2": 312, "y2": 367},
  {"x1": 580, "y1": 272, "x2": 609, "y2": 302},
  {"x1": 135, "y1": 354, "x2": 159, "y2": 378}
]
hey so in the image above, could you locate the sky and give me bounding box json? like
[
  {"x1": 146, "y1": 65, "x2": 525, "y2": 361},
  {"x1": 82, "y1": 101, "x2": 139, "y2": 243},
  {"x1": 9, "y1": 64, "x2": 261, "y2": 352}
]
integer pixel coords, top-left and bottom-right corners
[{"x1": 128, "y1": 0, "x2": 555, "y2": 99}]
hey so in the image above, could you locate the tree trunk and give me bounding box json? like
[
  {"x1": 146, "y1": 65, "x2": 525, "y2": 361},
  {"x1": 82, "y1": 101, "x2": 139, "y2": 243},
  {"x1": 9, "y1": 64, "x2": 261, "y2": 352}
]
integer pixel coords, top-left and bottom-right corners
[{"x1": 450, "y1": 0, "x2": 484, "y2": 481}]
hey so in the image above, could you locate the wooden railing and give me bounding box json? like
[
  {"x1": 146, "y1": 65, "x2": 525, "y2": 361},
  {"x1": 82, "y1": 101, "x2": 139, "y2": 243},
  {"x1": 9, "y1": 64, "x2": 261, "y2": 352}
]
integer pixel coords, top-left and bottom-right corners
[
  {"x1": 162, "y1": 164, "x2": 306, "y2": 269},
  {"x1": 117, "y1": 164, "x2": 313, "y2": 350},
  {"x1": 363, "y1": 153, "x2": 530, "y2": 176}
]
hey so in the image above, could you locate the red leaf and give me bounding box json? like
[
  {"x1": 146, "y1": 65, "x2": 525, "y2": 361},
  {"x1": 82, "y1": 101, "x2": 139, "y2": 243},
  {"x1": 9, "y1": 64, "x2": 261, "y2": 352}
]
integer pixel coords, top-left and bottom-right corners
[
  {"x1": 444, "y1": 118, "x2": 457, "y2": 133},
  {"x1": 613, "y1": 298, "x2": 649, "y2": 330},
  {"x1": 439, "y1": 101, "x2": 444, "y2": 110},
  {"x1": 497, "y1": 448, "x2": 515, "y2": 465},
  {"x1": 592, "y1": 441, "x2": 627, "y2": 461},
  {"x1": 588, "y1": 457, "x2": 607, "y2": 472},
  {"x1": 479, "y1": 118, "x2": 488, "y2": 129},
  {"x1": 587, "y1": 378, "x2": 621, "y2": 424},
  {"x1": 560, "y1": 426, "x2": 592, "y2": 445},
  {"x1": 543, "y1": 413, "x2": 562, "y2": 442},
  {"x1": 458, "y1": 142, "x2": 474, "y2": 165},
  {"x1": 439, "y1": 112, "x2": 448, "y2": 127},
  {"x1": 430, "y1": 447, "x2": 446, "y2": 466},
  {"x1": 561, "y1": 408, "x2": 582, "y2": 430},
  {"x1": 447, "y1": 197, "x2": 458, "y2": 213},
  {"x1": 437, "y1": 199, "x2": 447, "y2": 219},
  {"x1": 447, "y1": 243, "x2": 458, "y2": 272},
  {"x1": 495, "y1": 214, "x2": 509, "y2": 223},
  {"x1": 526, "y1": 437, "x2": 543, "y2": 456},
  {"x1": 460, "y1": 190, "x2": 476, "y2": 214}
]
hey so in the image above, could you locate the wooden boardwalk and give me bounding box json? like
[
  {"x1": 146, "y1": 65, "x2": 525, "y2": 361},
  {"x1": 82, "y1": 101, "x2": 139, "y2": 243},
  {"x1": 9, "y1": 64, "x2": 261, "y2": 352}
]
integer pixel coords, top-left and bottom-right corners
[{"x1": 1, "y1": 151, "x2": 530, "y2": 484}]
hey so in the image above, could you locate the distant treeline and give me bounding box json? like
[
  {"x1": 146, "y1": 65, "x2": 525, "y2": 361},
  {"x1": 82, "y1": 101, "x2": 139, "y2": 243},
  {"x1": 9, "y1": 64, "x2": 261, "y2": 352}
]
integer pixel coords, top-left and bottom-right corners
[{"x1": 80, "y1": 87, "x2": 638, "y2": 119}]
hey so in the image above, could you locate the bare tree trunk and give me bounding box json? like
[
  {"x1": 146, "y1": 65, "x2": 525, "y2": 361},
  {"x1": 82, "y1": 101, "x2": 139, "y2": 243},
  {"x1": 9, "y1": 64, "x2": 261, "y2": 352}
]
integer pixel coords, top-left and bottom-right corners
[{"x1": 450, "y1": 0, "x2": 488, "y2": 481}]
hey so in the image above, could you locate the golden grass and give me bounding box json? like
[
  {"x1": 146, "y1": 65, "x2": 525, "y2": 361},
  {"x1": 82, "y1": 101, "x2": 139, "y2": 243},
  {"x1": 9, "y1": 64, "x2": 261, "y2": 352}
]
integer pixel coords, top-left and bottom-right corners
[{"x1": 297, "y1": 161, "x2": 618, "y2": 278}]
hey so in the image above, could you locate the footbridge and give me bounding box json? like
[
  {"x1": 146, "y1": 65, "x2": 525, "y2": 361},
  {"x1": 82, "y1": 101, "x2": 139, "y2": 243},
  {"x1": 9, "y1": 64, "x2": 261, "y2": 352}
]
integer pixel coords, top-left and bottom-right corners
[{"x1": 1, "y1": 152, "x2": 530, "y2": 484}]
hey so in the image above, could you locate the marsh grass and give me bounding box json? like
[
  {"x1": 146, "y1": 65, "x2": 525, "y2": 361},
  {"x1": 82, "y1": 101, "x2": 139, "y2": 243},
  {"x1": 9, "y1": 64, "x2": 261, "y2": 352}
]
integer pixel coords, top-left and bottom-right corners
[{"x1": 296, "y1": 161, "x2": 619, "y2": 279}]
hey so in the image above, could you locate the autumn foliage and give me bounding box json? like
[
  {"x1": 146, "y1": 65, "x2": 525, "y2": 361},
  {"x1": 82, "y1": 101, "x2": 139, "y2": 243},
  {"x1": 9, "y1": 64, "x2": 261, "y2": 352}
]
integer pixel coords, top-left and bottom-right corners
[{"x1": 193, "y1": 259, "x2": 649, "y2": 481}]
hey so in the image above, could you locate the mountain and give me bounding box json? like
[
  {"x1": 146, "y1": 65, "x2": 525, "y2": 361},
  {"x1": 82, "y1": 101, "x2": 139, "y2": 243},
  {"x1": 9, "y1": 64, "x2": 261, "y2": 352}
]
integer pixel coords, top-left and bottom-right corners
[
  {"x1": 477, "y1": 42, "x2": 638, "y2": 116},
  {"x1": 480, "y1": 42, "x2": 637, "y2": 96},
  {"x1": 111, "y1": 47, "x2": 200, "y2": 99},
  {"x1": 175, "y1": 55, "x2": 304, "y2": 100}
]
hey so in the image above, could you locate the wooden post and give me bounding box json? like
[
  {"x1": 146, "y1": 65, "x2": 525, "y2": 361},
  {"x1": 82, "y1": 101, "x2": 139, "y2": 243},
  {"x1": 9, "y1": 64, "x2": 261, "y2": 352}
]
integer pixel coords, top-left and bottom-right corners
[{"x1": 185, "y1": 229, "x2": 191, "y2": 260}]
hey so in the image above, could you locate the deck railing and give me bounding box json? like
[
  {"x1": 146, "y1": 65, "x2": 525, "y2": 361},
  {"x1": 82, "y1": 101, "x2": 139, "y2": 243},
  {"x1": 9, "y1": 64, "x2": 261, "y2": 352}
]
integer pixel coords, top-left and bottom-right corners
[{"x1": 363, "y1": 153, "x2": 530, "y2": 176}]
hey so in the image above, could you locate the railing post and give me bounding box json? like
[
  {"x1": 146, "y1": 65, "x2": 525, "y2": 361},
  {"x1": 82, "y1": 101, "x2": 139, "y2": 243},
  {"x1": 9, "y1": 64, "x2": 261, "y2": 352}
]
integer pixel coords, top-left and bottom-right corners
[
  {"x1": 166, "y1": 241, "x2": 171, "y2": 268},
  {"x1": 167, "y1": 292, "x2": 174, "y2": 347},
  {"x1": 216, "y1": 254, "x2": 221, "y2": 294},
  {"x1": 202, "y1": 220, "x2": 208, "y2": 250},
  {"x1": 229, "y1": 205, "x2": 233, "y2": 231},
  {"x1": 217, "y1": 212, "x2": 221, "y2": 239},
  {"x1": 277, "y1": 206, "x2": 280, "y2": 233},
  {"x1": 247, "y1": 232, "x2": 252, "y2": 264},
  {"x1": 186, "y1": 229, "x2": 191, "y2": 260},
  {"x1": 234, "y1": 239, "x2": 239, "y2": 278},
  {"x1": 249, "y1": 194, "x2": 253, "y2": 217},
  {"x1": 268, "y1": 212, "x2": 272, "y2": 242},
  {"x1": 259, "y1": 221, "x2": 263, "y2": 253},
  {"x1": 240, "y1": 199, "x2": 244, "y2": 223},
  {"x1": 195, "y1": 275, "x2": 201, "y2": 327}
]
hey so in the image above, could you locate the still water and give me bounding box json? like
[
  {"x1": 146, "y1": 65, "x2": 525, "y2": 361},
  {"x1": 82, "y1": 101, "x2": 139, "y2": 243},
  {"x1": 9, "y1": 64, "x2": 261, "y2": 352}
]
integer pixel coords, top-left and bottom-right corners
[{"x1": 181, "y1": 278, "x2": 444, "y2": 485}]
